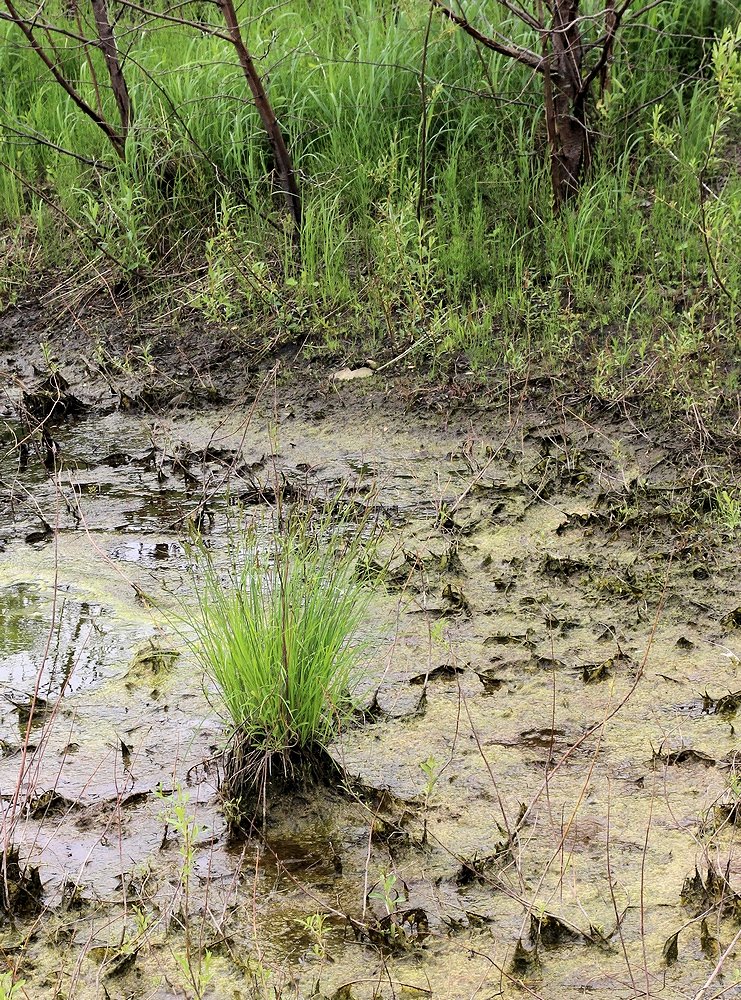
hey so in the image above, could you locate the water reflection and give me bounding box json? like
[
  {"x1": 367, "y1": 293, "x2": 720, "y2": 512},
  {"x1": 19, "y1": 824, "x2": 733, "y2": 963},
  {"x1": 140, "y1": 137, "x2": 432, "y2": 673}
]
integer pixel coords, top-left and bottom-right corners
[
  {"x1": 0, "y1": 583, "x2": 132, "y2": 703},
  {"x1": 110, "y1": 540, "x2": 184, "y2": 566}
]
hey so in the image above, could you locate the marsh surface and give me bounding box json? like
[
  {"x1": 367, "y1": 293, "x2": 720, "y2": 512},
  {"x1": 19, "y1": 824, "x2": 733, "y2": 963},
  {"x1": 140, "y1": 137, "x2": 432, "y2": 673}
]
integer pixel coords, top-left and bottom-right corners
[{"x1": 1, "y1": 388, "x2": 740, "y2": 999}]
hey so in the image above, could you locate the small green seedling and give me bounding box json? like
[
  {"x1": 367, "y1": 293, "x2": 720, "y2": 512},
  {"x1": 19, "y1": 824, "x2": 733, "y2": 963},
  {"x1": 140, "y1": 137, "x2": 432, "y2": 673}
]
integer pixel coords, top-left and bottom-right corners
[
  {"x1": 419, "y1": 754, "x2": 441, "y2": 846},
  {"x1": 715, "y1": 490, "x2": 741, "y2": 532},
  {"x1": 369, "y1": 870, "x2": 401, "y2": 917},
  {"x1": 296, "y1": 912, "x2": 331, "y2": 958},
  {"x1": 156, "y1": 786, "x2": 213, "y2": 998},
  {"x1": 0, "y1": 972, "x2": 24, "y2": 1000}
]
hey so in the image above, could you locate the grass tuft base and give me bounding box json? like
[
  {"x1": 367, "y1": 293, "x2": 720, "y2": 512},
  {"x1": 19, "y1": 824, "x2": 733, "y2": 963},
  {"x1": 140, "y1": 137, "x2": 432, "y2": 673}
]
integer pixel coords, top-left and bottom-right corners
[{"x1": 219, "y1": 730, "x2": 343, "y2": 836}]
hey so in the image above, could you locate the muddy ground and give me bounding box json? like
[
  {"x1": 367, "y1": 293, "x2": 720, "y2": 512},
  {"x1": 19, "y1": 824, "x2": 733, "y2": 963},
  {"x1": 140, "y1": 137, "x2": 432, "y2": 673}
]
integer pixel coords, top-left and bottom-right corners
[{"x1": 1, "y1": 302, "x2": 741, "y2": 1000}]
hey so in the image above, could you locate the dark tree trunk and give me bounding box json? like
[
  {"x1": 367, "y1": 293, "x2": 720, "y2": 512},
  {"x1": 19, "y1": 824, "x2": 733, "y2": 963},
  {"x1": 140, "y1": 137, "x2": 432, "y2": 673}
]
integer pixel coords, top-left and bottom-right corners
[
  {"x1": 218, "y1": 0, "x2": 302, "y2": 234},
  {"x1": 547, "y1": 0, "x2": 590, "y2": 208},
  {"x1": 2, "y1": 0, "x2": 128, "y2": 158},
  {"x1": 90, "y1": 0, "x2": 133, "y2": 141}
]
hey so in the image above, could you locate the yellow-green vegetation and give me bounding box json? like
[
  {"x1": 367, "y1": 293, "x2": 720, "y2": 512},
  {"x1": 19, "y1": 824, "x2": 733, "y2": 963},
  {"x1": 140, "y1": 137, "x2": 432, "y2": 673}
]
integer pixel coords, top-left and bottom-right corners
[
  {"x1": 0, "y1": 0, "x2": 739, "y2": 415},
  {"x1": 0, "y1": 971, "x2": 24, "y2": 1000}
]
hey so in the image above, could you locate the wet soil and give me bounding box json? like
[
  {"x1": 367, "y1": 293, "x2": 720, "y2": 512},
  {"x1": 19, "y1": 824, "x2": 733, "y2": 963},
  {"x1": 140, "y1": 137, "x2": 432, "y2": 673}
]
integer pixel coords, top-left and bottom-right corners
[{"x1": 1, "y1": 342, "x2": 741, "y2": 999}]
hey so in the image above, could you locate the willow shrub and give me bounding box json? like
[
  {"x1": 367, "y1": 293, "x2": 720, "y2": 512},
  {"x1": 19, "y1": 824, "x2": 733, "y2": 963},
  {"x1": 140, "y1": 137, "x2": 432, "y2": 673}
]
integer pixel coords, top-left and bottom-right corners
[{"x1": 184, "y1": 502, "x2": 372, "y2": 827}]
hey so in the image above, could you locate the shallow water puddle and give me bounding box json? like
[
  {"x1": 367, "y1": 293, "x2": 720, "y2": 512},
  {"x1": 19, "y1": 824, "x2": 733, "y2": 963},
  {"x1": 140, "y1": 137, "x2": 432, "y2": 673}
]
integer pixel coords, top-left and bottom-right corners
[
  {"x1": 1, "y1": 403, "x2": 740, "y2": 998},
  {"x1": 0, "y1": 580, "x2": 135, "y2": 705}
]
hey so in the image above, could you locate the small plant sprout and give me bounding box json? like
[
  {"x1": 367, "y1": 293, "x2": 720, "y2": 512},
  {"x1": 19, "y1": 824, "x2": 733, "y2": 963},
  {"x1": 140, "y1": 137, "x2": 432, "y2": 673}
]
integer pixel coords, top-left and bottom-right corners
[
  {"x1": 714, "y1": 490, "x2": 741, "y2": 533},
  {"x1": 419, "y1": 754, "x2": 440, "y2": 846},
  {"x1": 173, "y1": 948, "x2": 214, "y2": 1000},
  {"x1": 156, "y1": 786, "x2": 213, "y2": 997},
  {"x1": 296, "y1": 912, "x2": 331, "y2": 958},
  {"x1": 369, "y1": 870, "x2": 401, "y2": 918},
  {"x1": 38, "y1": 340, "x2": 59, "y2": 373},
  {"x1": 728, "y1": 772, "x2": 741, "y2": 803},
  {"x1": 0, "y1": 972, "x2": 24, "y2": 1000},
  {"x1": 183, "y1": 498, "x2": 375, "y2": 830},
  {"x1": 157, "y1": 784, "x2": 206, "y2": 879},
  {"x1": 364, "y1": 870, "x2": 429, "y2": 949}
]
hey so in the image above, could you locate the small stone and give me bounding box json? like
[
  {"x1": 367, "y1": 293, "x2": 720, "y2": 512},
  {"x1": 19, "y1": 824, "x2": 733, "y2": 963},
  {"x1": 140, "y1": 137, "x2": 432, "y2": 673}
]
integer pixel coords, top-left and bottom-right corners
[{"x1": 332, "y1": 366, "x2": 374, "y2": 381}]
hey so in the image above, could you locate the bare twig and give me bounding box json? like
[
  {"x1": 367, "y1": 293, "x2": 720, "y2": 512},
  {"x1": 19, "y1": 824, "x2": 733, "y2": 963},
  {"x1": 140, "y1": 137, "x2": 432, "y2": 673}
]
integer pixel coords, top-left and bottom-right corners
[{"x1": 2, "y1": 0, "x2": 127, "y2": 157}]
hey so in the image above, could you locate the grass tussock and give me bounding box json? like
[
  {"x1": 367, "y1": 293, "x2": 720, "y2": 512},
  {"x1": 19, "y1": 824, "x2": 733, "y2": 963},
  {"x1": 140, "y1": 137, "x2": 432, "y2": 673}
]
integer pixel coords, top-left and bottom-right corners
[{"x1": 183, "y1": 502, "x2": 373, "y2": 827}]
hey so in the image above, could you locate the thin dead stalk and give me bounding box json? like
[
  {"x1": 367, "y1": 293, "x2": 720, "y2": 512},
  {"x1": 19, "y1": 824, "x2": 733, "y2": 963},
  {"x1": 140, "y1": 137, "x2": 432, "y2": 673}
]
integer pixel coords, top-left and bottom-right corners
[{"x1": 694, "y1": 924, "x2": 741, "y2": 1000}]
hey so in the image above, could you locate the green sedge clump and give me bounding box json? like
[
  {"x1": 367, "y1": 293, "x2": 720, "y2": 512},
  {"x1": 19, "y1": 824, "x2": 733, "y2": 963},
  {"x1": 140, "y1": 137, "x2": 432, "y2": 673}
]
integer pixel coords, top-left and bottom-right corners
[{"x1": 183, "y1": 498, "x2": 374, "y2": 828}]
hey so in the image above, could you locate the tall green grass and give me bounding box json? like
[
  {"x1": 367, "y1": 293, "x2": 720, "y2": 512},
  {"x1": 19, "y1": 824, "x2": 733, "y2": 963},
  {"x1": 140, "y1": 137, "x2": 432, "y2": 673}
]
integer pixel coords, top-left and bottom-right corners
[
  {"x1": 182, "y1": 503, "x2": 371, "y2": 820},
  {"x1": 0, "y1": 0, "x2": 738, "y2": 401}
]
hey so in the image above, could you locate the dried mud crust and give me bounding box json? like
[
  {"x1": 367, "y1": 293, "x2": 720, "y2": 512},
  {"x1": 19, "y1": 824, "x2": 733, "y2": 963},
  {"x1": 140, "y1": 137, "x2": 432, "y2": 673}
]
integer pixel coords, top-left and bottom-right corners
[{"x1": 1, "y1": 292, "x2": 741, "y2": 998}]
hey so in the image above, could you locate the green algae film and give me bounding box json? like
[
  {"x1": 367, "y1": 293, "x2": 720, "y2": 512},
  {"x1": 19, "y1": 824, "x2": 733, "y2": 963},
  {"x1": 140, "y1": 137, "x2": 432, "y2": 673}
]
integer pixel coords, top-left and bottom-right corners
[{"x1": 1, "y1": 402, "x2": 740, "y2": 998}]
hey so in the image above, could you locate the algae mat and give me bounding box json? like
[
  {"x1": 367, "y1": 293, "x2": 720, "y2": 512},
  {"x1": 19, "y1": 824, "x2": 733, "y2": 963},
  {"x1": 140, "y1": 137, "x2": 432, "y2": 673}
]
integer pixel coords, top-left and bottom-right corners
[{"x1": 1, "y1": 402, "x2": 740, "y2": 1000}]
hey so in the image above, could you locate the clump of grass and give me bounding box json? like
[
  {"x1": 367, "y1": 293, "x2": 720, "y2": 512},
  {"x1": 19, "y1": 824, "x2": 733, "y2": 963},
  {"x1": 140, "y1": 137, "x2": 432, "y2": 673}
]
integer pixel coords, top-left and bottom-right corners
[{"x1": 184, "y1": 501, "x2": 372, "y2": 829}]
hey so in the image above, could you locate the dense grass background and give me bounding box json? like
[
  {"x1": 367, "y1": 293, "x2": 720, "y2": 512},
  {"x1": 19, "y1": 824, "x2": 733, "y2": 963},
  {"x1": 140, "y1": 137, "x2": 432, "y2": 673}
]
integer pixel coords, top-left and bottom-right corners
[{"x1": 0, "y1": 0, "x2": 739, "y2": 406}]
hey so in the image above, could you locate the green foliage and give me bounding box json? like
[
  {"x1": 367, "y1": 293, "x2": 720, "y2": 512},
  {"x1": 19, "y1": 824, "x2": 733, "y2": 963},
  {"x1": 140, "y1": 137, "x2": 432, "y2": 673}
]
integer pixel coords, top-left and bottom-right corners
[
  {"x1": 0, "y1": 972, "x2": 24, "y2": 1000},
  {"x1": 714, "y1": 490, "x2": 741, "y2": 532},
  {"x1": 419, "y1": 753, "x2": 440, "y2": 845},
  {"x1": 651, "y1": 20, "x2": 741, "y2": 312},
  {"x1": 0, "y1": 0, "x2": 739, "y2": 406},
  {"x1": 157, "y1": 785, "x2": 216, "y2": 997},
  {"x1": 295, "y1": 912, "x2": 331, "y2": 958},
  {"x1": 183, "y1": 503, "x2": 371, "y2": 764},
  {"x1": 369, "y1": 870, "x2": 401, "y2": 917},
  {"x1": 419, "y1": 755, "x2": 440, "y2": 799}
]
